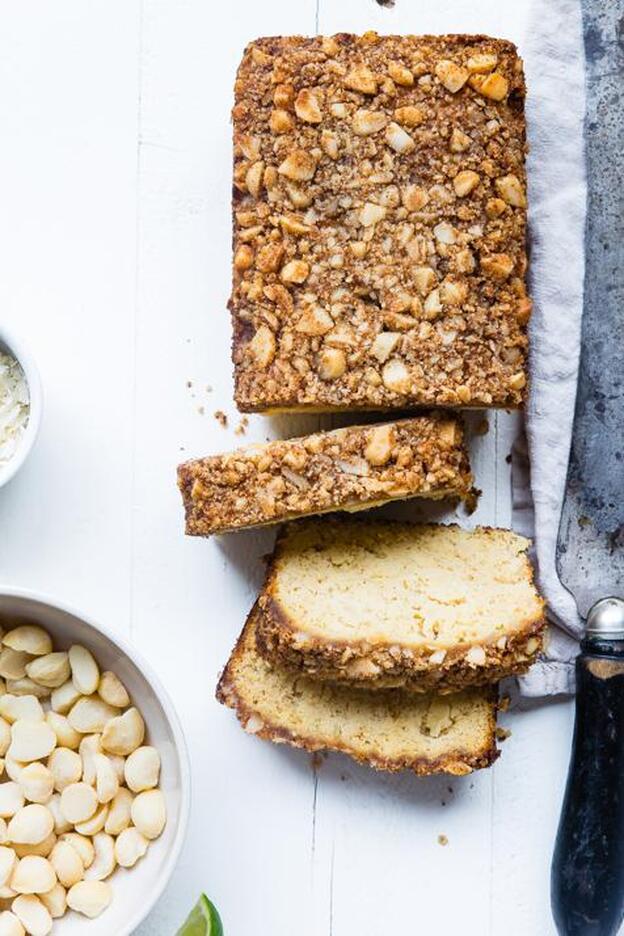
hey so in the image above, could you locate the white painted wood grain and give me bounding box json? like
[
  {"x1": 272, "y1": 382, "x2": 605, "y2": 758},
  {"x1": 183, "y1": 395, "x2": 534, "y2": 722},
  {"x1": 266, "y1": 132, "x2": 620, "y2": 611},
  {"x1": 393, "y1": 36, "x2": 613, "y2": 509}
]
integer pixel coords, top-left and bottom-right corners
[
  {"x1": 0, "y1": 2, "x2": 576, "y2": 934},
  {"x1": 0, "y1": 0, "x2": 141, "y2": 633},
  {"x1": 130, "y1": 3, "x2": 321, "y2": 933}
]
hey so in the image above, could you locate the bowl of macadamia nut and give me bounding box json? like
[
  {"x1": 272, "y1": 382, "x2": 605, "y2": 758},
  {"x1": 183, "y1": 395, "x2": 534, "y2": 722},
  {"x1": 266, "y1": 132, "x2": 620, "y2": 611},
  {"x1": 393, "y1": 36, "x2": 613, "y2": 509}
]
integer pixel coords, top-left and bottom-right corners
[{"x1": 0, "y1": 588, "x2": 190, "y2": 936}]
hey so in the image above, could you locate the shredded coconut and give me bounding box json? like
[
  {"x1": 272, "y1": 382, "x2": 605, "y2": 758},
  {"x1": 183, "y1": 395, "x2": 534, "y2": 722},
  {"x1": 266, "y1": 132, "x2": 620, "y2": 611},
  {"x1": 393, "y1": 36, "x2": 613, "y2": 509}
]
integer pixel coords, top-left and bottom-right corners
[{"x1": 0, "y1": 351, "x2": 29, "y2": 468}]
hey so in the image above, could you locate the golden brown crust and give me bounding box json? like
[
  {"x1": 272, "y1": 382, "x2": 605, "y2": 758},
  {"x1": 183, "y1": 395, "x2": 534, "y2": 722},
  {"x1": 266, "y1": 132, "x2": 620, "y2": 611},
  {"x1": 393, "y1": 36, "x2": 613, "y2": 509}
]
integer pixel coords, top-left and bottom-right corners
[
  {"x1": 231, "y1": 33, "x2": 529, "y2": 413},
  {"x1": 216, "y1": 606, "x2": 500, "y2": 775},
  {"x1": 178, "y1": 414, "x2": 474, "y2": 535},
  {"x1": 254, "y1": 517, "x2": 546, "y2": 692},
  {"x1": 255, "y1": 600, "x2": 545, "y2": 692}
]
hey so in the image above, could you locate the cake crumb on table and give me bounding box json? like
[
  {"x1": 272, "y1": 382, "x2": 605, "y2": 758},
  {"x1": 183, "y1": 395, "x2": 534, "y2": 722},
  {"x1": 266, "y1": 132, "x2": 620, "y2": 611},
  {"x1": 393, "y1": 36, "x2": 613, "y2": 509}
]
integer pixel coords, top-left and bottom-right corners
[
  {"x1": 438, "y1": 834, "x2": 449, "y2": 847},
  {"x1": 235, "y1": 416, "x2": 249, "y2": 436},
  {"x1": 214, "y1": 410, "x2": 228, "y2": 428}
]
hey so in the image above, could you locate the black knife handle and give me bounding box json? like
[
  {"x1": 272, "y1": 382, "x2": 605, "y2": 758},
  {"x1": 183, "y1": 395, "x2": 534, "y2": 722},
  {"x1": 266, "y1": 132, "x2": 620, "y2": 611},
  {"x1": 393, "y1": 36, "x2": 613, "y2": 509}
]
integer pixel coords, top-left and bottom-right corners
[{"x1": 552, "y1": 637, "x2": 624, "y2": 936}]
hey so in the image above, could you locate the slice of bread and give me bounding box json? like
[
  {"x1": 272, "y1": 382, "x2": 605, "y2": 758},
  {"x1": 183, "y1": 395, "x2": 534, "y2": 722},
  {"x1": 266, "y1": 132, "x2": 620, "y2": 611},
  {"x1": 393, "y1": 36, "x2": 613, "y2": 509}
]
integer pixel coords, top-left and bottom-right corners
[
  {"x1": 178, "y1": 415, "x2": 473, "y2": 536},
  {"x1": 217, "y1": 608, "x2": 499, "y2": 776},
  {"x1": 255, "y1": 518, "x2": 545, "y2": 693}
]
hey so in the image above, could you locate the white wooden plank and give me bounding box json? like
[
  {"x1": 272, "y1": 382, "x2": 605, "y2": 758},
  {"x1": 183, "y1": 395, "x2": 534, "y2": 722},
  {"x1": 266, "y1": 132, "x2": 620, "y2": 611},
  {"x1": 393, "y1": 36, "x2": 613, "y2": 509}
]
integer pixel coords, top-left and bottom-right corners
[
  {"x1": 317, "y1": 0, "x2": 532, "y2": 42},
  {"x1": 491, "y1": 698, "x2": 574, "y2": 936},
  {"x1": 131, "y1": 3, "x2": 318, "y2": 934},
  {"x1": 312, "y1": 756, "x2": 496, "y2": 936},
  {"x1": 0, "y1": 0, "x2": 140, "y2": 634}
]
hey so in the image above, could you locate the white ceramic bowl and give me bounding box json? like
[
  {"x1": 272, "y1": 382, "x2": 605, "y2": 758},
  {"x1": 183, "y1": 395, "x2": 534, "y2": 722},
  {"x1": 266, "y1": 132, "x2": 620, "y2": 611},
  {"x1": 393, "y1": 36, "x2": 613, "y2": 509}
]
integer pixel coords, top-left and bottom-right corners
[
  {"x1": 0, "y1": 588, "x2": 190, "y2": 935},
  {"x1": 0, "y1": 325, "x2": 43, "y2": 489}
]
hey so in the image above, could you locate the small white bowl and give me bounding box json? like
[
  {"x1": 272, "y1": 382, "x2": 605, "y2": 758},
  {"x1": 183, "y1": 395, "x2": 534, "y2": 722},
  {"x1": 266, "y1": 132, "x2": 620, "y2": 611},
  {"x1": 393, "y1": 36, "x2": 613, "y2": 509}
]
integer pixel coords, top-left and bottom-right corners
[
  {"x1": 0, "y1": 588, "x2": 191, "y2": 936},
  {"x1": 0, "y1": 325, "x2": 43, "y2": 489}
]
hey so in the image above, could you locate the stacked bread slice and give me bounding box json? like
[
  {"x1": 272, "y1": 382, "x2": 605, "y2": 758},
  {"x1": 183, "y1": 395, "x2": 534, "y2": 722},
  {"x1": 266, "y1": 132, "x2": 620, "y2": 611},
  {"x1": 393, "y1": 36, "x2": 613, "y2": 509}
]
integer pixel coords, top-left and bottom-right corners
[
  {"x1": 217, "y1": 606, "x2": 500, "y2": 776},
  {"x1": 216, "y1": 519, "x2": 545, "y2": 775}
]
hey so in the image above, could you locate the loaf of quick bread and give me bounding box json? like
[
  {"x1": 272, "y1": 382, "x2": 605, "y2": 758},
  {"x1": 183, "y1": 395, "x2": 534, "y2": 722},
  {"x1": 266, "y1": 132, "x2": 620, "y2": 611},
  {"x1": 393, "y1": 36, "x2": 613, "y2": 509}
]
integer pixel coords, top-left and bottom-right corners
[
  {"x1": 254, "y1": 518, "x2": 545, "y2": 692},
  {"x1": 217, "y1": 607, "x2": 499, "y2": 776},
  {"x1": 232, "y1": 33, "x2": 530, "y2": 413}
]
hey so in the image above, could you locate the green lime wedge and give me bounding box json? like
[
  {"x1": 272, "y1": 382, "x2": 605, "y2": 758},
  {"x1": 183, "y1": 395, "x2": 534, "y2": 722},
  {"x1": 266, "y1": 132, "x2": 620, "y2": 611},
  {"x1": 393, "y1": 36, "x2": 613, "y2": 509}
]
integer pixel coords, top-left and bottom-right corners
[{"x1": 176, "y1": 893, "x2": 223, "y2": 936}]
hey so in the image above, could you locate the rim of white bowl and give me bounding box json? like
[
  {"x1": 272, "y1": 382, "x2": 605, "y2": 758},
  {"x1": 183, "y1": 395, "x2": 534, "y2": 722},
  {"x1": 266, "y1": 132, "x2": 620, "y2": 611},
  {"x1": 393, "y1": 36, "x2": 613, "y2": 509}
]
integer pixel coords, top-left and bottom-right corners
[
  {"x1": 0, "y1": 324, "x2": 43, "y2": 489},
  {"x1": 0, "y1": 585, "x2": 192, "y2": 935}
]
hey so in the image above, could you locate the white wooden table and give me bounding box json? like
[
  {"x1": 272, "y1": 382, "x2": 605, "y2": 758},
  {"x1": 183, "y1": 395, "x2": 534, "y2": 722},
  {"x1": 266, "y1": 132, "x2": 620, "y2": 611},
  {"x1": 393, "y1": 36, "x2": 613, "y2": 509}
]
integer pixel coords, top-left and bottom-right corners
[{"x1": 0, "y1": 2, "x2": 576, "y2": 933}]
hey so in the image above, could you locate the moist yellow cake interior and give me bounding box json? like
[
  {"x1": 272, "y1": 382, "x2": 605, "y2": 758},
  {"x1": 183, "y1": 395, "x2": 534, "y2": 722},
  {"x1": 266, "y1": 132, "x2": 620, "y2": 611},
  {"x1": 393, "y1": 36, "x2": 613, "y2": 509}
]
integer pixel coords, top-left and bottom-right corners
[
  {"x1": 271, "y1": 521, "x2": 542, "y2": 647},
  {"x1": 220, "y1": 614, "x2": 496, "y2": 769}
]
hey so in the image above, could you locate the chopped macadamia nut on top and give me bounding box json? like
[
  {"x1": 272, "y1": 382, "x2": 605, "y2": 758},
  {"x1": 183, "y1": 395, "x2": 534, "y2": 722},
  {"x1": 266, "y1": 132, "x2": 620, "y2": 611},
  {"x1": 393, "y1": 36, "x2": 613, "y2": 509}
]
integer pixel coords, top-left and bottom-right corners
[
  {"x1": 232, "y1": 33, "x2": 529, "y2": 412},
  {"x1": 178, "y1": 415, "x2": 474, "y2": 535}
]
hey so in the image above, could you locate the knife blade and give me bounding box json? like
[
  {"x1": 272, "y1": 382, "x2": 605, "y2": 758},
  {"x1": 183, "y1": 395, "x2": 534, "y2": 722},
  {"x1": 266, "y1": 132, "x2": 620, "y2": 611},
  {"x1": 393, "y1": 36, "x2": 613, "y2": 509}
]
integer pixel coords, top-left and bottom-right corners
[
  {"x1": 555, "y1": 0, "x2": 624, "y2": 619},
  {"x1": 551, "y1": 3, "x2": 624, "y2": 934}
]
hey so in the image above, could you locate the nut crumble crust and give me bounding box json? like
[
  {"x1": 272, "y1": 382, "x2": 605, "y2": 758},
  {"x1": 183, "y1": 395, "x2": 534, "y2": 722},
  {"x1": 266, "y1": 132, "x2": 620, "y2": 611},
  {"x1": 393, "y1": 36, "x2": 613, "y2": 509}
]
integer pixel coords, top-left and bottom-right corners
[
  {"x1": 216, "y1": 606, "x2": 499, "y2": 775},
  {"x1": 254, "y1": 518, "x2": 546, "y2": 692},
  {"x1": 231, "y1": 33, "x2": 529, "y2": 412},
  {"x1": 178, "y1": 414, "x2": 473, "y2": 535}
]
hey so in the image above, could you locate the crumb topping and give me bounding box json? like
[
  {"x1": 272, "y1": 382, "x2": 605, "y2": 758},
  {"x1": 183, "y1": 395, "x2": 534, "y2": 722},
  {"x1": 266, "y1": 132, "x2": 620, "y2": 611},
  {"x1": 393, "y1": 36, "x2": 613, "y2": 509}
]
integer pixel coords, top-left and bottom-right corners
[
  {"x1": 178, "y1": 414, "x2": 472, "y2": 534},
  {"x1": 231, "y1": 33, "x2": 530, "y2": 412}
]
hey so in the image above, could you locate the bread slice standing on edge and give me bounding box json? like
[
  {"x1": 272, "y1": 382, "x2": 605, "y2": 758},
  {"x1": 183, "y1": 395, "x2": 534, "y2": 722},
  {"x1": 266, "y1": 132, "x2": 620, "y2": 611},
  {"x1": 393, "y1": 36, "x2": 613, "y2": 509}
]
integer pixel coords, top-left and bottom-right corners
[
  {"x1": 255, "y1": 518, "x2": 546, "y2": 693},
  {"x1": 217, "y1": 607, "x2": 499, "y2": 776}
]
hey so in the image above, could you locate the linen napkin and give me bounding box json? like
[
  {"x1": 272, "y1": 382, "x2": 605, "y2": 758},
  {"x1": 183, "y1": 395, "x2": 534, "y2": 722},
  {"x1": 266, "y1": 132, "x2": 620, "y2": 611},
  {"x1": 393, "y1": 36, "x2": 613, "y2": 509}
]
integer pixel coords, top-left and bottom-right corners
[{"x1": 514, "y1": 0, "x2": 587, "y2": 697}]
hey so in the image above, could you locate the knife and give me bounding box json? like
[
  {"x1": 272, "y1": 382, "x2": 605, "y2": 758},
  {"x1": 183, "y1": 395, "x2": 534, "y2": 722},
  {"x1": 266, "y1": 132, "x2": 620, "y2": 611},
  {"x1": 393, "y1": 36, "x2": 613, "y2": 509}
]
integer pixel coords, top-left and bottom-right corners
[{"x1": 550, "y1": 1, "x2": 624, "y2": 934}]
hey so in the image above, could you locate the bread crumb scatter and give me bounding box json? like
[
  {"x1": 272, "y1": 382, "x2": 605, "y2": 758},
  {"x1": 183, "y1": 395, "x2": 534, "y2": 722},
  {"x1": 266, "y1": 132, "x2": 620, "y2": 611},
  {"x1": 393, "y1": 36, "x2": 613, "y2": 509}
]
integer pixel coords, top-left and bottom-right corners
[
  {"x1": 234, "y1": 417, "x2": 249, "y2": 436},
  {"x1": 438, "y1": 834, "x2": 449, "y2": 846},
  {"x1": 214, "y1": 410, "x2": 228, "y2": 428}
]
